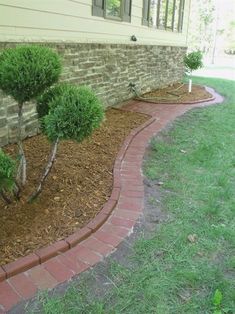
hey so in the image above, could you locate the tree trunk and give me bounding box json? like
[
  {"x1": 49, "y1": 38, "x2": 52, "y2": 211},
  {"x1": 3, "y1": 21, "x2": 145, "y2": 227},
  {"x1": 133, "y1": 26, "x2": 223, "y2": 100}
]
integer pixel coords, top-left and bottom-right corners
[
  {"x1": 17, "y1": 102, "x2": 27, "y2": 186},
  {"x1": 28, "y1": 138, "x2": 59, "y2": 202},
  {"x1": 0, "y1": 190, "x2": 12, "y2": 204},
  {"x1": 13, "y1": 181, "x2": 21, "y2": 200},
  {"x1": 188, "y1": 71, "x2": 192, "y2": 93},
  {"x1": 188, "y1": 78, "x2": 192, "y2": 93}
]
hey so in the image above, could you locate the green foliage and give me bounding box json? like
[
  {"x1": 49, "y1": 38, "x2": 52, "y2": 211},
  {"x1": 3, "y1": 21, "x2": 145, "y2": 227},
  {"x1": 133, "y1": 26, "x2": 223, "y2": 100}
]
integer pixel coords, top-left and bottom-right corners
[
  {"x1": 0, "y1": 45, "x2": 61, "y2": 103},
  {"x1": 42, "y1": 85, "x2": 104, "y2": 142},
  {"x1": 213, "y1": 289, "x2": 223, "y2": 314},
  {"x1": 30, "y1": 286, "x2": 105, "y2": 314},
  {"x1": 0, "y1": 149, "x2": 16, "y2": 193},
  {"x1": 36, "y1": 83, "x2": 69, "y2": 119},
  {"x1": 184, "y1": 51, "x2": 203, "y2": 73},
  {"x1": 187, "y1": 0, "x2": 215, "y2": 53}
]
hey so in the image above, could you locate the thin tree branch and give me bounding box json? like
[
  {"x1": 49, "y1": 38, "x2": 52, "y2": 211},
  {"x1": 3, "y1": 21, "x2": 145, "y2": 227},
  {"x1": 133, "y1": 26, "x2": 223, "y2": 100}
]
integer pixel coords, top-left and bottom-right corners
[
  {"x1": 13, "y1": 181, "x2": 21, "y2": 200},
  {"x1": 28, "y1": 138, "x2": 59, "y2": 202},
  {"x1": 16, "y1": 102, "x2": 27, "y2": 186}
]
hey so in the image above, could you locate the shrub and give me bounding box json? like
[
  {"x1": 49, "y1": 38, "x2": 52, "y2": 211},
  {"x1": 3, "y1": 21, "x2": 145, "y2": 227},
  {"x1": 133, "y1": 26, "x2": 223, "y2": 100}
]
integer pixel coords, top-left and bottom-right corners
[
  {"x1": 42, "y1": 85, "x2": 104, "y2": 142},
  {"x1": 184, "y1": 51, "x2": 203, "y2": 74},
  {"x1": 29, "y1": 84, "x2": 104, "y2": 201},
  {"x1": 0, "y1": 150, "x2": 16, "y2": 203},
  {"x1": 0, "y1": 45, "x2": 62, "y2": 103},
  {"x1": 0, "y1": 45, "x2": 62, "y2": 185},
  {"x1": 36, "y1": 83, "x2": 69, "y2": 119}
]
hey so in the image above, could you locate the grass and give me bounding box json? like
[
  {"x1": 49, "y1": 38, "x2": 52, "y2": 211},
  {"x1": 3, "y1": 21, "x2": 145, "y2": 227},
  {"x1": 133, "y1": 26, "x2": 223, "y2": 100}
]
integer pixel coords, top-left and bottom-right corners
[{"x1": 28, "y1": 77, "x2": 235, "y2": 314}]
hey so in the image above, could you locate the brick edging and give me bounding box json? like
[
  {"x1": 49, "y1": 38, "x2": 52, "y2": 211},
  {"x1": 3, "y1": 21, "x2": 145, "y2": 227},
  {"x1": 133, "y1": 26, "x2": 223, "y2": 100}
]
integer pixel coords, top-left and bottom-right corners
[
  {"x1": 0, "y1": 87, "x2": 224, "y2": 313},
  {"x1": 0, "y1": 117, "x2": 156, "y2": 282},
  {"x1": 135, "y1": 85, "x2": 215, "y2": 105}
]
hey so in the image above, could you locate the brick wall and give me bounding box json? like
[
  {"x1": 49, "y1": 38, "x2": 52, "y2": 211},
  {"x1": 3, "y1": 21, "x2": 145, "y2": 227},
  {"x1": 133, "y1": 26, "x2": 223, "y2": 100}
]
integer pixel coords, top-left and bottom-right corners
[{"x1": 0, "y1": 42, "x2": 186, "y2": 146}]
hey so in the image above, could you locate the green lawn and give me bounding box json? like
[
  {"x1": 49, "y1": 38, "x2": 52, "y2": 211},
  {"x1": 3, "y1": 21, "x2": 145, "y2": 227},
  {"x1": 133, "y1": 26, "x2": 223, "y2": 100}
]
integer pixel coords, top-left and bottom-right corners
[{"x1": 29, "y1": 77, "x2": 235, "y2": 314}]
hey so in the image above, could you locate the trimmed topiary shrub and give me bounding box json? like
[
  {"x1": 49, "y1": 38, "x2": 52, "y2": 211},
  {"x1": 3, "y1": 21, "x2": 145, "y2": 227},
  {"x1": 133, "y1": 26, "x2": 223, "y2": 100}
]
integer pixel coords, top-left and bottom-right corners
[
  {"x1": 0, "y1": 45, "x2": 62, "y2": 103},
  {"x1": 184, "y1": 51, "x2": 203, "y2": 74},
  {"x1": 29, "y1": 84, "x2": 104, "y2": 201},
  {"x1": 184, "y1": 51, "x2": 203, "y2": 93},
  {"x1": 0, "y1": 45, "x2": 105, "y2": 202},
  {"x1": 36, "y1": 83, "x2": 69, "y2": 120},
  {"x1": 42, "y1": 85, "x2": 104, "y2": 142},
  {"x1": 0, "y1": 149, "x2": 16, "y2": 204},
  {"x1": 0, "y1": 45, "x2": 62, "y2": 185}
]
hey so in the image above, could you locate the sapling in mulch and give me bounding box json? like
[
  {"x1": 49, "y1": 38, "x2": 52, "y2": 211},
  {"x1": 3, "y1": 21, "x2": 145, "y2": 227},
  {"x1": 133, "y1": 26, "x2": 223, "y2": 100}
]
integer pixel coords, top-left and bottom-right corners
[
  {"x1": 0, "y1": 45, "x2": 61, "y2": 186},
  {"x1": 184, "y1": 51, "x2": 203, "y2": 93},
  {"x1": 28, "y1": 84, "x2": 104, "y2": 201}
]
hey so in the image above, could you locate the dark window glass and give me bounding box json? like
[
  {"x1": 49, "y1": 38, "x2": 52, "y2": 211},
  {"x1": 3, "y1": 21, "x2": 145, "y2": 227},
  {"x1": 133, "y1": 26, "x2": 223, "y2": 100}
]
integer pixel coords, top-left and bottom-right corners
[
  {"x1": 92, "y1": 0, "x2": 132, "y2": 23},
  {"x1": 166, "y1": 0, "x2": 175, "y2": 30},
  {"x1": 143, "y1": 0, "x2": 185, "y2": 32},
  {"x1": 149, "y1": 0, "x2": 159, "y2": 27},
  {"x1": 173, "y1": 0, "x2": 180, "y2": 31},
  {"x1": 158, "y1": 0, "x2": 167, "y2": 29},
  {"x1": 106, "y1": 0, "x2": 122, "y2": 18}
]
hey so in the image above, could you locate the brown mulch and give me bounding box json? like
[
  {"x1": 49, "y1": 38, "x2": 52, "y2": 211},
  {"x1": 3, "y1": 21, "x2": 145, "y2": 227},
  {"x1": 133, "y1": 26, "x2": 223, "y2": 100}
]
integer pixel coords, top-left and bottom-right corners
[
  {"x1": 141, "y1": 83, "x2": 213, "y2": 103},
  {"x1": 0, "y1": 109, "x2": 149, "y2": 265}
]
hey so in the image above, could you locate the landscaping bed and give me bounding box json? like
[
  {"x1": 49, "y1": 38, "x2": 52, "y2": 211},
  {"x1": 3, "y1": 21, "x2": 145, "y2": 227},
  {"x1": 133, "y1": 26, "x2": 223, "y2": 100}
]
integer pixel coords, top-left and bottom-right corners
[
  {"x1": 29, "y1": 77, "x2": 235, "y2": 314},
  {"x1": 0, "y1": 108, "x2": 149, "y2": 266},
  {"x1": 140, "y1": 83, "x2": 213, "y2": 103}
]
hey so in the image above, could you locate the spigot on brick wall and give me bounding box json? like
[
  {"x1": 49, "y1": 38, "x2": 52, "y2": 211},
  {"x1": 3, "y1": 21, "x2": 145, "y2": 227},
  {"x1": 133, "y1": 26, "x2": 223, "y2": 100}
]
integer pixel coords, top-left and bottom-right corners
[
  {"x1": 129, "y1": 82, "x2": 136, "y2": 92},
  {"x1": 131, "y1": 35, "x2": 137, "y2": 42}
]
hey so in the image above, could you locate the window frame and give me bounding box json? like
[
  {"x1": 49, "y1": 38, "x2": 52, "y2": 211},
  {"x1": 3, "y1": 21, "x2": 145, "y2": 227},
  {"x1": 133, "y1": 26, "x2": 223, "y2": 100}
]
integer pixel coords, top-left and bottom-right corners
[
  {"x1": 92, "y1": 0, "x2": 132, "y2": 23},
  {"x1": 143, "y1": 0, "x2": 185, "y2": 33}
]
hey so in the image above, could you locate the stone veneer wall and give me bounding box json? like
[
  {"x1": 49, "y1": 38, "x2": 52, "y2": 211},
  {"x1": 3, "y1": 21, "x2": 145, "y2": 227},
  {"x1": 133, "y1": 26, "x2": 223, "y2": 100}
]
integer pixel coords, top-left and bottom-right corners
[{"x1": 0, "y1": 42, "x2": 186, "y2": 146}]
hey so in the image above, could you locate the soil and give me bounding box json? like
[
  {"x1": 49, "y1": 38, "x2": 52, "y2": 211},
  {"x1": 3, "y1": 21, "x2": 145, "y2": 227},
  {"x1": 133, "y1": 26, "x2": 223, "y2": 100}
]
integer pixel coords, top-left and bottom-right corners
[
  {"x1": 141, "y1": 83, "x2": 213, "y2": 103},
  {"x1": 0, "y1": 108, "x2": 149, "y2": 266}
]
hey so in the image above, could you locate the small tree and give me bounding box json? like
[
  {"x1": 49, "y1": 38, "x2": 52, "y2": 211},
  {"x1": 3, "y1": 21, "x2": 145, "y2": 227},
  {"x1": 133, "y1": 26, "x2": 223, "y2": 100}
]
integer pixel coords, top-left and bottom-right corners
[
  {"x1": 0, "y1": 149, "x2": 17, "y2": 204},
  {"x1": 184, "y1": 51, "x2": 203, "y2": 93},
  {"x1": 29, "y1": 84, "x2": 104, "y2": 201},
  {"x1": 0, "y1": 45, "x2": 62, "y2": 185}
]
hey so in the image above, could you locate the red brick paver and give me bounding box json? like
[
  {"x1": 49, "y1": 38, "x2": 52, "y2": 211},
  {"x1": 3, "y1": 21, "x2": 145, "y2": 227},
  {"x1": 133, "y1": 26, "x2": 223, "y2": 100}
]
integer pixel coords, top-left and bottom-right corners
[
  {"x1": 0, "y1": 281, "x2": 21, "y2": 312},
  {"x1": 8, "y1": 273, "x2": 37, "y2": 299},
  {"x1": 0, "y1": 87, "x2": 223, "y2": 313},
  {"x1": 27, "y1": 265, "x2": 58, "y2": 290}
]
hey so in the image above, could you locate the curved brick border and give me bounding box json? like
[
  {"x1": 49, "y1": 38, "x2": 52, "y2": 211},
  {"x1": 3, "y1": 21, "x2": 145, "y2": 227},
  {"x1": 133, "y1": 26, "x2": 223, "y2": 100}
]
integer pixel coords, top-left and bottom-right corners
[
  {"x1": 0, "y1": 116, "x2": 156, "y2": 282},
  {"x1": 0, "y1": 87, "x2": 223, "y2": 313},
  {"x1": 135, "y1": 85, "x2": 215, "y2": 105}
]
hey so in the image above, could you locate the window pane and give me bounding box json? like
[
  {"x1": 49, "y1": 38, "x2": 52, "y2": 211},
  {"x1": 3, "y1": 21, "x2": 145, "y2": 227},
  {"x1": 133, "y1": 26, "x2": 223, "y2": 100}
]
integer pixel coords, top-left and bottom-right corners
[
  {"x1": 166, "y1": 0, "x2": 174, "y2": 30},
  {"x1": 149, "y1": 0, "x2": 159, "y2": 27},
  {"x1": 173, "y1": 0, "x2": 185, "y2": 32},
  {"x1": 178, "y1": 0, "x2": 185, "y2": 32},
  {"x1": 158, "y1": 0, "x2": 167, "y2": 29},
  {"x1": 106, "y1": 0, "x2": 121, "y2": 18},
  {"x1": 173, "y1": 0, "x2": 180, "y2": 31}
]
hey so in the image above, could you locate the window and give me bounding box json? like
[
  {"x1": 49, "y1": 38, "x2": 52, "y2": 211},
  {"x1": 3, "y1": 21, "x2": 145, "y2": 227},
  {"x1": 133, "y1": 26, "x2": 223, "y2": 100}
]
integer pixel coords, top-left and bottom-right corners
[
  {"x1": 143, "y1": 0, "x2": 185, "y2": 32},
  {"x1": 106, "y1": 0, "x2": 122, "y2": 18},
  {"x1": 92, "y1": 0, "x2": 132, "y2": 22}
]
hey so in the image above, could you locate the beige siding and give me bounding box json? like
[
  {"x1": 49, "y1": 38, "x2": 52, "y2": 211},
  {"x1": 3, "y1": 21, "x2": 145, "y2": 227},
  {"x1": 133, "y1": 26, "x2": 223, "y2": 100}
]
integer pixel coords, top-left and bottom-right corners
[{"x1": 0, "y1": 0, "x2": 190, "y2": 46}]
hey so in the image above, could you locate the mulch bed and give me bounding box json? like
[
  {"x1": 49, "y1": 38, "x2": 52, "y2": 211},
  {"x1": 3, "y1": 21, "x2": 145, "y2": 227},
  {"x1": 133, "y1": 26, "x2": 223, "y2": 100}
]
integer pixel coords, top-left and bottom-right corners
[
  {"x1": 0, "y1": 108, "x2": 149, "y2": 266},
  {"x1": 141, "y1": 83, "x2": 213, "y2": 103}
]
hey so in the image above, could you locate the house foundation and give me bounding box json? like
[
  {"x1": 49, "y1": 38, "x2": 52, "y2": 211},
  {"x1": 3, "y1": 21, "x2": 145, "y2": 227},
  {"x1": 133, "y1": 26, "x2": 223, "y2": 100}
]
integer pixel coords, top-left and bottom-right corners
[{"x1": 0, "y1": 42, "x2": 186, "y2": 146}]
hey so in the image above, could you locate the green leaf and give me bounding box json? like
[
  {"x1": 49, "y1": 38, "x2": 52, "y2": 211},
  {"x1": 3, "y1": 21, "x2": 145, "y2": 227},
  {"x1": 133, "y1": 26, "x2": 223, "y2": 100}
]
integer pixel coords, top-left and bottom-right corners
[{"x1": 213, "y1": 289, "x2": 223, "y2": 307}]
